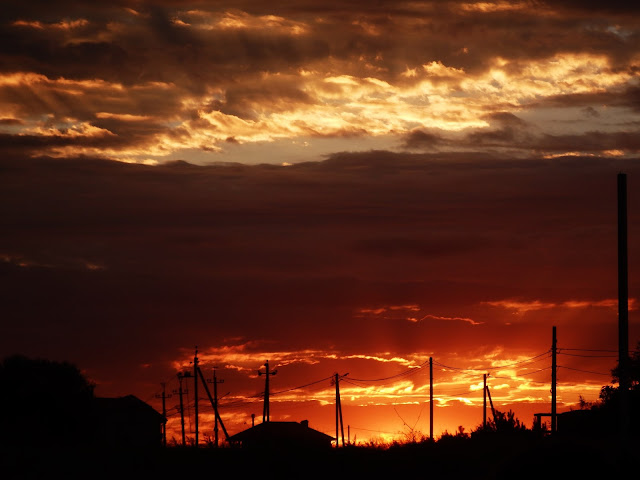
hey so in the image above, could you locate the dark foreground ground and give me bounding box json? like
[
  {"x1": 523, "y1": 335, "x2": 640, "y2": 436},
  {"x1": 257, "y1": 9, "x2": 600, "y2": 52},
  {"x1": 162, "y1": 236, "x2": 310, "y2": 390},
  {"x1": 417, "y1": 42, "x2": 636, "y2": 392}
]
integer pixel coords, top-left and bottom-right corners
[{"x1": 3, "y1": 434, "x2": 639, "y2": 480}]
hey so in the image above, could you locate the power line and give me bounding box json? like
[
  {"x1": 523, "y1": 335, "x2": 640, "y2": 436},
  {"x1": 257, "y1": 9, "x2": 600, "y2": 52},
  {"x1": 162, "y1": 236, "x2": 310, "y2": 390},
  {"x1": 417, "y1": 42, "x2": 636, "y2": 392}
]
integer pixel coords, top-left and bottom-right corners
[
  {"x1": 490, "y1": 365, "x2": 552, "y2": 379},
  {"x1": 558, "y1": 347, "x2": 618, "y2": 353},
  {"x1": 349, "y1": 425, "x2": 397, "y2": 435},
  {"x1": 270, "y1": 375, "x2": 333, "y2": 396},
  {"x1": 558, "y1": 365, "x2": 611, "y2": 376},
  {"x1": 348, "y1": 359, "x2": 430, "y2": 383},
  {"x1": 558, "y1": 352, "x2": 617, "y2": 358},
  {"x1": 433, "y1": 351, "x2": 550, "y2": 373}
]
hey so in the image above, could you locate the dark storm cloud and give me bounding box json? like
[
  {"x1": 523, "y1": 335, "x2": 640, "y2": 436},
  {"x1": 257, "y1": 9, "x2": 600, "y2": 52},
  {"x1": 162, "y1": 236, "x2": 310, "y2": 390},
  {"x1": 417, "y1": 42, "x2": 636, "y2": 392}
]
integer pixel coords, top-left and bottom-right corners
[
  {"x1": 0, "y1": 78, "x2": 182, "y2": 120},
  {"x1": 208, "y1": 77, "x2": 316, "y2": 121},
  {"x1": 482, "y1": 112, "x2": 528, "y2": 127},
  {"x1": 0, "y1": 3, "x2": 329, "y2": 87},
  {"x1": 0, "y1": 118, "x2": 22, "y2": 125},
  {"x1": 3, "y1": 1, "x2": 638, "y2": 86},
  {"x1": 551, "y1": 1, "x2": 640, "y2": 14},
  {"x1": 405, "y1": 114, "x2": 535, "y2": 152},
  {"x1": 537, "y1": 130, "x2": 640, "y2": 153},
  {"x1": 537, "y1": 86, "x2": 640, "y2": 113},
  {"x1": 0, "y1": 132, "x2": 124, "y2": 156},
  {"x1": 402, "y1": 130, "x2": 446, "y2": 150},
  {"x1": 464, "y1": 112, "x2": 531, "y2": 148}
]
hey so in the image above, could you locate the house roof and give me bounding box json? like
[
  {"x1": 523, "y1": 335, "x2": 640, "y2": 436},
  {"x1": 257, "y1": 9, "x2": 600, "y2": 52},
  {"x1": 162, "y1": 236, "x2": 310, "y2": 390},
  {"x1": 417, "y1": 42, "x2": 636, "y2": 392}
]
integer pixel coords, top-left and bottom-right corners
[
  {"x1": 228, "y1": 420, "x2": 333, "y2": 444},
  {"x1": 92, "y1": 394, "x2": 165, "y2": 423}
]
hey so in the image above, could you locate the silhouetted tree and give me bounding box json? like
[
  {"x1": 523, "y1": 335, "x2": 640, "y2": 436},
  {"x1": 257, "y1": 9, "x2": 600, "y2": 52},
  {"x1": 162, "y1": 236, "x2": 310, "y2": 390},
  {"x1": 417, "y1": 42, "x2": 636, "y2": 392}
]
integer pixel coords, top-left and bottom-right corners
[
  {"x1": 611, "y1": 340, "x2": 640, "y2": 388},
  {"x1": 471, "y1": 409, "x2": 529, "y2": 438},
  {"x1": 0, "y1": 355, "x2": 94, "y2": 447},
  {"x1": 596, "y1": 341, "x2": 640, "y2": 409},
  {"x1": 567, "y1": 343, "x2": 640, "y2": 437}
]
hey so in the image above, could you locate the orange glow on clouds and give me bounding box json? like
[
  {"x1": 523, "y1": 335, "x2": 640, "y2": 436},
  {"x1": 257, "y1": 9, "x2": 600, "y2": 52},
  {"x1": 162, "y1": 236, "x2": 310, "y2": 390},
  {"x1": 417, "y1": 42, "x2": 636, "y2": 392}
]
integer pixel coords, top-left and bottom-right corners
[
  {"x1": 161, "y1": 339, "x2": 611, "y2": 443},
  {"x1": 1, "y1": 50, "x2": 635, "y2": 161},
  {"x1": 2, "y1": 1, "x2": 640, "y2": 447},
  {"x1": 485, "y1": 298, "x2": 636, "y2": 314}
]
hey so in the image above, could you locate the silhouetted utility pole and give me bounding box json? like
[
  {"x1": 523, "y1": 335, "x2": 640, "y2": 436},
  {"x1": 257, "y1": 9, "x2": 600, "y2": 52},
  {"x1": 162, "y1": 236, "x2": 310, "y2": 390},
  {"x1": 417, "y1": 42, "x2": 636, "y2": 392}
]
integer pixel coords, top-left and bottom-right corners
[
  {"x1": 429, "y1": 357, "x2": 433, "y2": 440},
  {"x1": 551, "y1": 326, "x2": 557, "y2": 434},
  {"x1": 194, "y1": 347, "x2": 199, "y2": 447},
  {"x1": 483, "y1": 374, "x2": 487, "y2": 428},
  {"x1": 197, "y1": 366, "x2": 230, "y2": 443},
  {"x1": 618, "y1": 172, "x2": 630, "y2": 437},
  {"x1": 334, "y1": 373, "x2": 347, "y2": 447},
  {"x1": 258, "y1": 361, "x2": 277, "y2": 422},
  {"x1": 155, "y1": 383, "x2": 171, "y2": 446},
  {"x1": 175, "y1": 372, "x2": 191, "y2": 447},
  {"x1": 209, "y1": 368, "x2": 224, "y2": 447},
  {"x1": 485, "y1": 382, "x2": 496, "y2": 420}
]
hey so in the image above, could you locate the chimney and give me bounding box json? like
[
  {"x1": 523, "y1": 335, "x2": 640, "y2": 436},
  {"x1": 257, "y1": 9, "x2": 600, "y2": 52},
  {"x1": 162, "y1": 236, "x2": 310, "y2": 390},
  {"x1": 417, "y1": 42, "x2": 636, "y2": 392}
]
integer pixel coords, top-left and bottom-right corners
[{"x1": 301, "y1": 420, "x2": 309, "y2": 428}]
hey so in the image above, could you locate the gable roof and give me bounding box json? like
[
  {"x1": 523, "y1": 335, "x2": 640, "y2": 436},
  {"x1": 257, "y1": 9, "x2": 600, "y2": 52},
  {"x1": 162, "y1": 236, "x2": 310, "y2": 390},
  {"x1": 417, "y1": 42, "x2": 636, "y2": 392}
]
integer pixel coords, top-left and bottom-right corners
[
  {"x1": 228, "y1": 420, "x2": 333, "y2": 446},
  {"x1": 92, "y1": 395, "x2": 165, "y2": 423}
]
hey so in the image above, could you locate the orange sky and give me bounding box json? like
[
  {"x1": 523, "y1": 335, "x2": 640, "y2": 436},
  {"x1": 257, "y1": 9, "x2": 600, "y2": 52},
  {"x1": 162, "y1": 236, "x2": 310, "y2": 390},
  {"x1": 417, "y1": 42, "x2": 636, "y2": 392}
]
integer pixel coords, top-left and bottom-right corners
[{"x1": 1, "y1": 1, "x2": 640, "y2": 444}]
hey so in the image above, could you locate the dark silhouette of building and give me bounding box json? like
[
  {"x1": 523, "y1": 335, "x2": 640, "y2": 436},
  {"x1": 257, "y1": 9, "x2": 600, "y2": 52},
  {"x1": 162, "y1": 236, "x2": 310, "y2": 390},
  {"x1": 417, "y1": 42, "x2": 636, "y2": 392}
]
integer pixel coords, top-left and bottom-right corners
[
  {"x1": 90, "y1": 395, "x2": 166, "y2": 449},
  {"x1": 555, "y1": 387, "x2": 640, "y2": 438},
  {"x1": 228, "y1": 420, "x2": 333, "y2": 449},
  {"x1": 0, "y1": 356, "x2": 165, "y2": 450}
]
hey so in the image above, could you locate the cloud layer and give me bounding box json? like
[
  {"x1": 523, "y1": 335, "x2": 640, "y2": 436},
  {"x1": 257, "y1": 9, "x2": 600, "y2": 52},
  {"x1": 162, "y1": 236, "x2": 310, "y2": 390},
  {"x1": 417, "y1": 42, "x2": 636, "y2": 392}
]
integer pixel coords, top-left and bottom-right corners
[{"x1": 1, "y1": 1, "x2": 639, "y2": 162}]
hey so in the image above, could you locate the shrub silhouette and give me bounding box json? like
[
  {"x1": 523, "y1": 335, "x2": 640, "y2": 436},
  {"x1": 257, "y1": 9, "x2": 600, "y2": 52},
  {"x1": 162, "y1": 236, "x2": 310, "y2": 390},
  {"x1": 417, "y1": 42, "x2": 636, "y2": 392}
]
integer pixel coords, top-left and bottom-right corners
[{"x1": 470, "y1": 409, "x2": 531, "y2": 439}]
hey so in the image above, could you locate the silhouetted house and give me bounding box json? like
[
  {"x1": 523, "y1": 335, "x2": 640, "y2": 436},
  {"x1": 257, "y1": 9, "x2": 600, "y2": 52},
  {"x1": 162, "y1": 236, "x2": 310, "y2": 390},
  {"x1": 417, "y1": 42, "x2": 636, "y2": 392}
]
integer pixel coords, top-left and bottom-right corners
[
  {"x1": 556, "y1": 410, "x2": 609, "y2": 436},
  {"x1": 90, "y1": 395, "x2": 165, "y2": 449},
  {"x1": 228, "y1": 420, "x2": 333, "y2": 449}
]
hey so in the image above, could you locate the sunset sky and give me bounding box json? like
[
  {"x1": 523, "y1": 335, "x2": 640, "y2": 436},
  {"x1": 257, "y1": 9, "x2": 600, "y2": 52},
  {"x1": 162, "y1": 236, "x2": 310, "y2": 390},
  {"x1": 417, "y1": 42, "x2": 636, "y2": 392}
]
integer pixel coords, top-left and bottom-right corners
[{"x1": 2, "y1": 1, "x2": 640, "y2": 443}]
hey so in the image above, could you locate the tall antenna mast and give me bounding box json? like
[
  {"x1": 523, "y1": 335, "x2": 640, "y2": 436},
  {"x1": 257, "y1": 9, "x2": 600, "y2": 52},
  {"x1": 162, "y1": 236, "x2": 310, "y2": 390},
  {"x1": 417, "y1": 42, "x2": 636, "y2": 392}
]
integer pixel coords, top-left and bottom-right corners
[{"x1": 618, "y1": 173, "x2": 630, "y2": 436}]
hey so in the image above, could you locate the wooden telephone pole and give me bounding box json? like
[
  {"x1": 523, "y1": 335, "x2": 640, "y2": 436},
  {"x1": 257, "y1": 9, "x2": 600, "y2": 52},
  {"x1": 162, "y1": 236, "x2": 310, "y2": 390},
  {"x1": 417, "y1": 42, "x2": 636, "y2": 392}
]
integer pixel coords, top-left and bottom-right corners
[
  {"x1": 175, "y1": 371, "x2": 190, "y2": 447},
  {"x1": 551, "y1": 326, "x2": 557, "y2": 434},
  {"x1": 429, "y1": 357, "x2": 433, "y2": 440},
  {"x1": 155, "y1": 383, "x2": 171, "y2": 446},
  {"x1": 258, "y1": 361, "x2": 277, "y2": 422},
  {"x1": 485, "y1": 380, "x2": 496, "y2": 420},
  {"x1": 334, "y1": 373, "x2": 347, "y2": 447},
  {"x1": 194, "y1": 347, "x2": 199, "y2": 447},
  {"x1": 210, "y1": 368, "x2": 224, "y2": 446},
  {"x1": 196, "y1": 366, "x2": 230, "y2": 444},
  {"x1": 483, "y1": 374, "x2": 487, "y2": 429}
]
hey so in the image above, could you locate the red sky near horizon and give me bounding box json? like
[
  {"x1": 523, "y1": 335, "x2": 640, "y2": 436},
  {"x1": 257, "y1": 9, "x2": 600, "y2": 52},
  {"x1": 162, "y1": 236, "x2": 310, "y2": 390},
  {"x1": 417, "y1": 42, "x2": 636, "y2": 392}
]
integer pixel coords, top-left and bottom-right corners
[{"x1": 1, "y1": 1, "x2": 640, "y2": 443}]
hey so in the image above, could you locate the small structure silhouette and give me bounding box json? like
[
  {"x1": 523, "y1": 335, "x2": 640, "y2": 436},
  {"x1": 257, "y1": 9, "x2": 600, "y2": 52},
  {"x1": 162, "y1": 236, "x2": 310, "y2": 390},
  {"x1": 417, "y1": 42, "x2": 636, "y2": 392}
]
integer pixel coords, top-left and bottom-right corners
[
  {"x1": 228, "y1": 420, "x2": 333, "y2": 449},
  {"x1": 90, "y1": 395, "x2": 166, "y2": 449}
]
